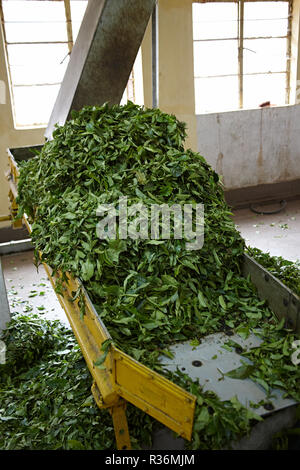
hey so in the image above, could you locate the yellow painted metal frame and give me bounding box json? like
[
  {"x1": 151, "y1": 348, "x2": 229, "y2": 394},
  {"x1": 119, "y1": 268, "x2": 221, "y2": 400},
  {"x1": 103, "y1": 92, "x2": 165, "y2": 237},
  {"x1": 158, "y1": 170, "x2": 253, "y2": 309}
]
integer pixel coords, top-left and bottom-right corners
[{"x1": 6, "y1": 150, "x2": 197, "y2": 450}]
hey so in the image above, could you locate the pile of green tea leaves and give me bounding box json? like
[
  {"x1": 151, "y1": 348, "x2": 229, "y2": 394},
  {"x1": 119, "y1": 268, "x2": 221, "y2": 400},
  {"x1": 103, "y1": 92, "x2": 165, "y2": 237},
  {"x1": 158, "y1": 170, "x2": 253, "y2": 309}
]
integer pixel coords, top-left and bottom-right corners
[
  {"x1": 0, "y1": 313, "x2": 152, "y2": 450},
  {"x1": 13, "y1": 102, "x2": 300, "y2": 449},
  {"x1": 1, "y1": 312, "x2": 296, "y2": 450},
  {"x1": 246, "y1": 246, "x2": 300, "y2": 297},
  {"x1": 17, "y1": 102, "x2": 250, "y2": 358}
]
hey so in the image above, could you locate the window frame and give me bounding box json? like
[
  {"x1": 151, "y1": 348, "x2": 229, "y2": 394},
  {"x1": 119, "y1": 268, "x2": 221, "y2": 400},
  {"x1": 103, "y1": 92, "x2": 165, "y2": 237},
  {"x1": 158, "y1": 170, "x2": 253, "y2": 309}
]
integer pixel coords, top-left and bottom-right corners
[
  {"x1": 0, "y1": 0, "x2": 137, "y2": 128},
  {"x1": 0, "y1": 0, "x2": 75, "y2": 128},
  {"x1": 193, "y1": 0, "x2": 293, "y2": 112}
]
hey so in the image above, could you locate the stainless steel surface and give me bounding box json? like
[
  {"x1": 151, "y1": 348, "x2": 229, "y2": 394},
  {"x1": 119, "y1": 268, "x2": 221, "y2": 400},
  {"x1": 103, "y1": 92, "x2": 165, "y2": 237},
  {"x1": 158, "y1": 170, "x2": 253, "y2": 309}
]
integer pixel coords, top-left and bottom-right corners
[
  {"x1": 0, "y1": 257, "x2": 11, "y2": 333},
  {"x1": 243, "y1": 253, "x2": 300, "y2": 333},
  {"x1": 159, "y1": 332, "x2": 296, "y2": 416},
  {"x1": 0, "y1": 239, "x2": 33, "y2": 256}
]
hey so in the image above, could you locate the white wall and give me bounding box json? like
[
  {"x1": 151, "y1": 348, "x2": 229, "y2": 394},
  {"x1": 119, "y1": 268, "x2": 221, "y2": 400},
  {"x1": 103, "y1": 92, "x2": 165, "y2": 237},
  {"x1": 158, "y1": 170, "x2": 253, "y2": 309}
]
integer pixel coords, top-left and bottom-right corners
[{"x1": 196, "y1": 104, "x2": 300, "y2": 190}]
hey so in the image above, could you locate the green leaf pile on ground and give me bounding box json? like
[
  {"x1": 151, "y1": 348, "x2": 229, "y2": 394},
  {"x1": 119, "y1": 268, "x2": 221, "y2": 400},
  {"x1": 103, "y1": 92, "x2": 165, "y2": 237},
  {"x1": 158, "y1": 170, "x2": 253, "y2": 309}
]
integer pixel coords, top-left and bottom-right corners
[
  {"x1": 1, "y1": 312, "x2": 299, "y2": 450},
  {"x1": 0, "y1": 313, "x2": 112, "y2": 450},
  {"x1": 0, "y1": 313, "x2": 155, "y2": 450}
]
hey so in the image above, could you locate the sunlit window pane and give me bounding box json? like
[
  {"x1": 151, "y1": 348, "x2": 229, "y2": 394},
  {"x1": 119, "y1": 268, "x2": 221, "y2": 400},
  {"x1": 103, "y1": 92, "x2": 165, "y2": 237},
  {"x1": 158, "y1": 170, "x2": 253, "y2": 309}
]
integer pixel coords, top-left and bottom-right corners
[
  {"x1": 13, "y1": 85, "x2": 61, "y2": 126},
  {"x1": 244, "y1": 18, "x2": 288, "y2": 38},
  {"x1": 10, "y1": 62, "x2": 69, "y2": 86},
  {"x1": 243, "y1": 38, "x2": 287, "y2": 74},
  {"x1": 244, "y1": 1, "x2": 289, "y2": 37},
  {"x1": 194, "y1": 40, "x2": 238, "y2": 77},
  {"x1": 7, "y1": 44, "x2": 69, "y2": 68},
  {"x1": 195, "y1": 76, "x2": 239, "y2": 114},
  {"x1": 243, "y1": 73, "x2": 287, "y2": 108},
  {"x1": 5, "y1": 22, "x2": 68, "y2": 43},
  {"x1": 244, "y1": 2, "x2": 289, "y2": 21},
  {"x1": 71, "y1": 1, "x2": 88, "y2": 41},
  {"x1": 193, "y1": 3, "x2": 238, "y2": 40},
  {"x1": 2, "y1": 0, "x2": 87, "y2": 127},
  {"x1": 2, "y1": 1, "x2": 65, "y2": 22}
]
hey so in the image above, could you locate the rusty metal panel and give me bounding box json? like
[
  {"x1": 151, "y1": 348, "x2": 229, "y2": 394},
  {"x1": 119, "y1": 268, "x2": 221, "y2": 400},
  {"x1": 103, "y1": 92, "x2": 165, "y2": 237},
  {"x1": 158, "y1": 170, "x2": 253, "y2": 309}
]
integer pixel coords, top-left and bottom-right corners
[{"x1": 45, "y1": 0, "x2": 156, "y2": 139}]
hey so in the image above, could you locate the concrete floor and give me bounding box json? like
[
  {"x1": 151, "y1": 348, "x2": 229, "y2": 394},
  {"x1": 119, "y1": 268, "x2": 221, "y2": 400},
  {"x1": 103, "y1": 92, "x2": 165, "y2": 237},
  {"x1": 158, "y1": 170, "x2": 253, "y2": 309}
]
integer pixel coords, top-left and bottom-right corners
[
  {"x1": 1, "y1": 250, "x2": 68, "y2": 326},
  {"x1": 233, "y1": 198, "x2": 300, "y2": 262},
  {"x1": 1, "y1": 198, "x2": 299, "y2": 325}
]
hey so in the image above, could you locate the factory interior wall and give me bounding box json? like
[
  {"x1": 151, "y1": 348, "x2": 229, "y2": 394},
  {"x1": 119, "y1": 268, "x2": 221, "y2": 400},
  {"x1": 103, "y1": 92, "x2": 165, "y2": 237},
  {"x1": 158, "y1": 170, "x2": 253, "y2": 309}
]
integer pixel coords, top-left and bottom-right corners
[
  {"x1": 0, "y1": 25, "x2": 45, "y2": 224},
  {"x1": 196, "y1": 105, "x2": 300, "y2": 191}
]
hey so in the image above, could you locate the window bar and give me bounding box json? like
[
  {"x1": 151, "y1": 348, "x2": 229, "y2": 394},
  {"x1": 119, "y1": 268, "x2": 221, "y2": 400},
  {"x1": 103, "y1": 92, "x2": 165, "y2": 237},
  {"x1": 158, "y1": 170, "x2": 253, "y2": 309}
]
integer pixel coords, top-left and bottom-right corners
[
  {"x1": 152, "y1": 2, "x2": 159, "y2": 109},
  {"x1": 14, "y1": 83, "x2": 61, "y2": 88},
  {"x1": 195, "y1": 71, "x2": 287, "y2": 80},
  {"x1": 64, "y1": 0, "x2": 73, "y2": 54},
  {"x1": 194, "y1": 35, "x2": 288, "y2": 42},
  {"x1": 6, "y1": 41, "x2": 71, "y2": 45},
  {"x1": 0, "y1": 0, "x2": 7, "y2": 45},
  {"x1": 193, "y1": 0, "x2": 289, "y2": 3},
  {"x1": 126, "y1": 69, "x2": 135, "y2": 102},
  {"x1": 238, "y1": 0, "x2": 244, "y2": 109},
  {"x1": 0, "y1": 0, "x2": 18, "y2": 124},
  {"x1": 286, "y1": 0, "x2": 292, "y2": 104}
]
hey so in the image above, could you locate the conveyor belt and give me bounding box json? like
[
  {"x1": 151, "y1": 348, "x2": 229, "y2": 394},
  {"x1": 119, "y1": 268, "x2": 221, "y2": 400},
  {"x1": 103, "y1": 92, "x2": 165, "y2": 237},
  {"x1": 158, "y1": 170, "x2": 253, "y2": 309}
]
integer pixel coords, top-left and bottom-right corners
[
  {"x1": 5, "y1": 146, "x2": 300, "y2": 450},
  {"x1": 3, "y1": 0, "x2": 299, "y2": 447},
  {"x1": 160, "y1": 332, "x2": 296, "y2": 416}
]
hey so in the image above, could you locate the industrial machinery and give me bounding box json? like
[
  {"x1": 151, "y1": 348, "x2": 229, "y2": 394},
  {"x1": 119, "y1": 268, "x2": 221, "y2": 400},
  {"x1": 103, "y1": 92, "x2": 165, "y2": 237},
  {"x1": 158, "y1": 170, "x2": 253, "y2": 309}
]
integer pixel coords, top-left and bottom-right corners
[
  {"x1": 3, "y1": 0, "x2": 300, "y2": 450},
  {"x1": 5, "y1": 145, "x2": 300, "y2": 450}
]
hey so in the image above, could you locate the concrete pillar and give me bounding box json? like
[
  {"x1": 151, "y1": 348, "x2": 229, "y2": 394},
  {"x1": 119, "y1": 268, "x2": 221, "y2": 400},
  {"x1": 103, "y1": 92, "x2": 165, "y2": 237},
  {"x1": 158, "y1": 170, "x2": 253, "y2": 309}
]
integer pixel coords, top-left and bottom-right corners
[
  {"x1": 158, "y1": 0, "x2": 197, "y2": 150},
  {"x1": 141, "y1": 0, "x2": 197, "y2": 150}
]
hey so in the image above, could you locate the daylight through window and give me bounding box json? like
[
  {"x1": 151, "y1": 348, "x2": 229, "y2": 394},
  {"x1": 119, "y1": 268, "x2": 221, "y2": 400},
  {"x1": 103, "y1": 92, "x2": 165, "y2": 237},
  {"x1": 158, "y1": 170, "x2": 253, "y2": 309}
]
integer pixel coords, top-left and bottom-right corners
[
  {"x1": 0, "y1": 0, "x2": 88, "y2": 127},
  {"x1": 193, "y1": 1, "x2": 291, "y2": 114}
]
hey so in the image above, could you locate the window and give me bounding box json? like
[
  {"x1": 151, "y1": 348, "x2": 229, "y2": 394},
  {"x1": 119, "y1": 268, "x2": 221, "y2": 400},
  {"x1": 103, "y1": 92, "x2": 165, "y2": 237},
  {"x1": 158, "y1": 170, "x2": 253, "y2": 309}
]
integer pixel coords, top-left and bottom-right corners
[
  {"x1": 0, "y1": 0, "x2": 88, "y2": 127},
  {"x1": 193, "y1": 1, "x2": 292, "y2": 114},
  {"x1": 120, "y1": 48, "x2": 144, "y2": 106}
]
